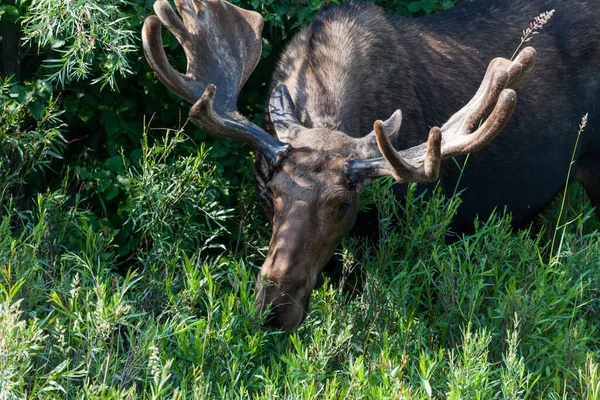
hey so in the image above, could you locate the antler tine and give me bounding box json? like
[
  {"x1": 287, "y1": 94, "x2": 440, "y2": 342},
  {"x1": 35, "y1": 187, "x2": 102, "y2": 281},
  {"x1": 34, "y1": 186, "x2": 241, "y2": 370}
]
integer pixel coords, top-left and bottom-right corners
[
  {"x1": 438, "y1": 47, "x2": 536, "y2": 144},
  {"x1": 373, "y1": 120, "x2": 442, "y2": 183},
  {"x1": 508, "y1": 46, "x2": 536, "y2": 88},
  {"x1": 436, "y1": 88, "x2": 516, "y2": 158},
  {"x1": 346, "y1": 47, "x2": 535, "y2": 187},
  {"x1": 142, "y1": 0, "x2": 291, "y2": 165},
  {"x1": 142, "y1": 15, "x2": 192, "y2": 103}
]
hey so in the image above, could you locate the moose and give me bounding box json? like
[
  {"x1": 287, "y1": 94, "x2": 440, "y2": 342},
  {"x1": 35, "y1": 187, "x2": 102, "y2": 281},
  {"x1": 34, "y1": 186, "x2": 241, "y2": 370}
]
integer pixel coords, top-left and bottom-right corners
[{"x1": 142, "y1": 0, "x2": 599, "y2": 331}]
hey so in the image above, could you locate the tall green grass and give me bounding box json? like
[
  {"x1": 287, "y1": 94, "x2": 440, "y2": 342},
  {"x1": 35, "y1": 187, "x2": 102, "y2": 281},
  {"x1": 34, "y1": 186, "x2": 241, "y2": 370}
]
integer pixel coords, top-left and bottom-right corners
[{"x1": 1, "y1": 127, "x2": 599, "y2": 398}]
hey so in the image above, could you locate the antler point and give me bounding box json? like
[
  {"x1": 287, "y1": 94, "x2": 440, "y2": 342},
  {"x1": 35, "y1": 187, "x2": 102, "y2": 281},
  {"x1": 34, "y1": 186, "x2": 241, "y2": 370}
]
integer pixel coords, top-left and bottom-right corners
[
  {"x1": 429, "y1": 126, "x2": 442, "y2": 143},
  {"x1": 373, "y1": 120, "x2": 386, "y2": 136},
  {"x1": 501, "y1": 88, "x2": 517, "y2": 102}
]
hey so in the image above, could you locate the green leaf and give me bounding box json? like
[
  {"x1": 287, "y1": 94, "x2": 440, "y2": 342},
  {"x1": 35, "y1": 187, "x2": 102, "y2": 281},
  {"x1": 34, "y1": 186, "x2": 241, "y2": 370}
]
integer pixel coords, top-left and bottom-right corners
[
  {"x1": 407, "y1": 1, "x2": 423, "y2": 13},
  {"x1": 422, "y1": 0, "x2": 437, "y2": 13},
  {"x1": 101, "y1": 110, "x2": 120, "y2": 139},
  {"x1": 104, "y1": 156, "x2": 125, "y2": 174},
  {"x1": 117, "y1": 175, "x2": 131, "y2": 189},
  {"x1": 208, "y1": 141, "x2": 235, "y2": 158},
  {"x1": 46, "y1": 150, "x2": 63, "y2": 159},
  {"x1": 77, "y1": 104, "x2": 95, "y2": 123},
  {"x1": 50, "y1": 38, "x2": 66, "y2": 49},
  {"x1": 10, "y1": 84, "x2": 28, "y2": 104},
  {"x1": 105, "y1": 184, "x2": 119, "y2": 201},
  {"x1": 28, "y1": 100, "x2": 46, "y2": 121},
  {"x1": 62, "y1": 96, "x2": 79, "y2": 114},
  {"x1": 0, "y1": 5, "x2": 19, "y2": 23},
  {"x1": 442, "y1": 0, "x2": 455, "y2": 9}
]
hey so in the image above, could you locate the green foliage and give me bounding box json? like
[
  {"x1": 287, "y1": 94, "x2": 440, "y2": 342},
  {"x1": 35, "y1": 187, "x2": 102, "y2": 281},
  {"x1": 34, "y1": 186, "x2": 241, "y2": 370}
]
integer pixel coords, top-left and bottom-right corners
[
  {"x1": 1, "y1": 170, "x2": 599, "y2": 398},
  {"x1": 77, "y1": 125, "x2": 233, "y2": 258},
  {"x1": 22, "y1": 0, "x2": 138, "y2": 90},
  {"x1": 446, "y1": 324, "x2": 495, "y2": 400},
  {"x1": 0, "y1": 77, "x2": 66, "y2": 201}
]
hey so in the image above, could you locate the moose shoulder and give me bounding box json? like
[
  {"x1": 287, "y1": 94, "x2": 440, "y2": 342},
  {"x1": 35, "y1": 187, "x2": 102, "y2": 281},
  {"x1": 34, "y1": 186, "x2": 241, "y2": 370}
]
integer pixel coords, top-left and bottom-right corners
[{"x1": 142, "y1": 0, "x2": 599, "y2": 332}]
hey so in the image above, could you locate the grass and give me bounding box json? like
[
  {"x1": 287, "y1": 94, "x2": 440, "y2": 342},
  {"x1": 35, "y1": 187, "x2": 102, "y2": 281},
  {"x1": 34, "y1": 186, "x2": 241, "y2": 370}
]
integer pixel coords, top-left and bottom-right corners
[{"x1": 1, "y1": 126, "x2": 599, "y2": 398}]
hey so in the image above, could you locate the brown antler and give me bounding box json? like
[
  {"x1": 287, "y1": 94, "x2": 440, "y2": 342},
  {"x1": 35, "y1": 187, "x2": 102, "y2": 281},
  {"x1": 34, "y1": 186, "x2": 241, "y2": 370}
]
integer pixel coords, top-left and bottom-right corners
[
  {"x1": 346, "y1": 47, "x2": 536, "y2": 186},
  {"x1": 142, "y1": 0, "x2": 290, "y2": 165}
]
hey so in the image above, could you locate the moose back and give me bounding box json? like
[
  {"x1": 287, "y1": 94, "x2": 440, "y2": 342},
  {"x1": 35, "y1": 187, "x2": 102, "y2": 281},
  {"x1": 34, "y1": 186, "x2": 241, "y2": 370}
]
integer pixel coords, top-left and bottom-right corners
[{"x1": 142, "y1": 0, "x2": 599, "y2": 331}]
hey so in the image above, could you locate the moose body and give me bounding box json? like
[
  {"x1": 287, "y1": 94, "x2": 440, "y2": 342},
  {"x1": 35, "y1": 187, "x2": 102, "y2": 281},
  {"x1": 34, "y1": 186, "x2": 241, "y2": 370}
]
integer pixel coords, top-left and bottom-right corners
[
  {"x1": 143, "y1": 0, "x2": 599, "y2": 331},
  {"x1": 259, "y1": 0, "x2": 599, "y2": 232}
]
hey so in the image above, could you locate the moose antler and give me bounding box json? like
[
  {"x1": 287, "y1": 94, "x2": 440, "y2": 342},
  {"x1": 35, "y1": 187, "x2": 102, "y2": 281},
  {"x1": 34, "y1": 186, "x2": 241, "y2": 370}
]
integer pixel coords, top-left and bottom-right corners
[
  {"x1": 142, "y1": 0, "x2": 290, "y2": 165},
  {"x1": 346, "y1": 47, "x2": 536, "y2": 186}
]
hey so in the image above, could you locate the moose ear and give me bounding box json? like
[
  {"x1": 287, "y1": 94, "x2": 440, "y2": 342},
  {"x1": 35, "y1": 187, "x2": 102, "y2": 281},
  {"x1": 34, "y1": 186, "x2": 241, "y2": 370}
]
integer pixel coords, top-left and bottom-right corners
[
  {"x1": 356, "y1": 110, "x2": 403, "y2": 159},
  {"x1": 269, "y1": 83, "x2": 302, "y2": 143}
]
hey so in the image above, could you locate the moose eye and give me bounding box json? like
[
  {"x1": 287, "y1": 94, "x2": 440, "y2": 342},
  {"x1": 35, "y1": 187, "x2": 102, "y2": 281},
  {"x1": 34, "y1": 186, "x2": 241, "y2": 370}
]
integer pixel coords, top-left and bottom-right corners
[{"x1": 336, "y1": 202, "x2": 352, "y2": 214}]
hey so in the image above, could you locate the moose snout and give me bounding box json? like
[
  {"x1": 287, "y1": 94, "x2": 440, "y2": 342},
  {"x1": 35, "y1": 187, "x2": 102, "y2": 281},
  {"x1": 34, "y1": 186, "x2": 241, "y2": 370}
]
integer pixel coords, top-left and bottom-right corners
[{"x1": 255, "y1": 278, "x2": 311, "y2": 332}]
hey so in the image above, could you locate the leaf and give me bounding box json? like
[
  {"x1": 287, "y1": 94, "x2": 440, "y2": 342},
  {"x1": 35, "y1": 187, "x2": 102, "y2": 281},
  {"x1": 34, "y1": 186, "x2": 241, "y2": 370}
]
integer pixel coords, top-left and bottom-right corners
[
  {"x1": 10, "y1": 84, "x2": 28, "y2": 104},
  {"x1": 28, "y1": 100, "x2": 46, "y2": 121},
  {"x1": 117, "y1": 175, "x2": 131, "y2": 189},
  {"x1": 62, "y1": 96, "x2": 79, "y2": 114},
  {"x1": 422, "y1": 0, "x2": 437, "y2": 13},
  {"x1": 442, "y1": 0, "x2": 455, "y2": 9},
  {"x1": 101, "y1": 110, "x2": 120, "y2": 139},
  {"x1": 422, "y1": 379, "x2": 433, "y2": 397},
  {"x1": 0, "y1": 5, "x2": 19, "y2": 23},
  {"x1": 77, "y1": 105, "x2": 95, "y2": 123},
  {"x1": 208, "y1": 141, "x2": 235, "y2": 158},
  {"x1": 105, "y1": 184, "x2": 119, "y2": 201},
  {"x1": 50, "y1": 38, "x2": 66, "y2": 49},
  {"x1": 104, "y1": 156, "x2": 125, "y2": 174},
  {"x1": 273, "y1": 3, "x2": 291, "y2": 16},
  {"x1": 46, "y1": 150, "x2": 63, "y2": 159},
  {"x1": 408, "y1": 1, "x2": 423, "y2": 13}
]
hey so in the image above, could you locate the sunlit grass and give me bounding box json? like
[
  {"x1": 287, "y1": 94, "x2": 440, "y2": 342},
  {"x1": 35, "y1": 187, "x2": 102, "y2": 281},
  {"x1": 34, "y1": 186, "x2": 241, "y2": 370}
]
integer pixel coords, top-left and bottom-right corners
[{"x1": 1, "y1": 131, "x2": 598, "y2": 397}]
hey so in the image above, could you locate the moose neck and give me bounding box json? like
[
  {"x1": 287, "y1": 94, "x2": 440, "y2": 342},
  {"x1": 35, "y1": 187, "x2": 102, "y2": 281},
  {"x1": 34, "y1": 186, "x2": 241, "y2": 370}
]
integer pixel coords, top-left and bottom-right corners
[
  {"x1": 270, "y1": 0, "x2": 547, "y2": 148},
  {"x1": 271, "y1": 3, "x2": 418, "y2": 138}
]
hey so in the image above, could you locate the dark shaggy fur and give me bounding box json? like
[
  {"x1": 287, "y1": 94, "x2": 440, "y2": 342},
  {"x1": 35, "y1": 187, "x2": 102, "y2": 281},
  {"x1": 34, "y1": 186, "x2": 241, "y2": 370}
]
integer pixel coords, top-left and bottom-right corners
[{"x1": 257, "y1": 0, "x2": 600, "y2": 230}]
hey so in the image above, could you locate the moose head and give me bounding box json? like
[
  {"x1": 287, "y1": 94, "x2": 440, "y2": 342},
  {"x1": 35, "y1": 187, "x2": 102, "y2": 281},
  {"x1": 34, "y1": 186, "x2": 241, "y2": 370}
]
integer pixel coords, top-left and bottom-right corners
[{"x1": 142, "y1": 0, "x2": 536, "y2": 331}]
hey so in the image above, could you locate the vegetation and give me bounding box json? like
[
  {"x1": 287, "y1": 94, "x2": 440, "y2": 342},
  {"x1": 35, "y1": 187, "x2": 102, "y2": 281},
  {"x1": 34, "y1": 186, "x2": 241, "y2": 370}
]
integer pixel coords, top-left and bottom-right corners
[{"x1": 1, "y1": 0, "x2": 598, "y2": 398}]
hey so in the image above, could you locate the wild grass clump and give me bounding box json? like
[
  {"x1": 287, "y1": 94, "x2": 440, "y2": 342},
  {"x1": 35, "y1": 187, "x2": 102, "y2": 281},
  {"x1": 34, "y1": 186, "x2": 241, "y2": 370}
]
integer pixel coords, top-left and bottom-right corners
[
  {"x1": 116, "y1": 125, "x2": 233, "y2": 257},
  {"x1": 0, "y1": 77, "x2": 65, "y2": 204},
  {"x1": 1, "y1": 125, "x2": 599, "y2": 398}
]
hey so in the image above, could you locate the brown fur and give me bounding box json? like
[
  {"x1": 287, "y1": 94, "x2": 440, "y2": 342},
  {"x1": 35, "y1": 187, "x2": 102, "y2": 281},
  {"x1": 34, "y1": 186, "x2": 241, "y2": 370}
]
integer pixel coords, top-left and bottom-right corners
[{"x1": 257, "y1": 146, "x2": 359, "y2": 331}]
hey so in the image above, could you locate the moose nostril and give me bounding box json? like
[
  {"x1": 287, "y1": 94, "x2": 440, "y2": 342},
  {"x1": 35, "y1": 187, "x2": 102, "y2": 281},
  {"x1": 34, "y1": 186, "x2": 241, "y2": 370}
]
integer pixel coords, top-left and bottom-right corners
[{"x1": 259, "y1": 293, "x2": 312, "y2": 331}]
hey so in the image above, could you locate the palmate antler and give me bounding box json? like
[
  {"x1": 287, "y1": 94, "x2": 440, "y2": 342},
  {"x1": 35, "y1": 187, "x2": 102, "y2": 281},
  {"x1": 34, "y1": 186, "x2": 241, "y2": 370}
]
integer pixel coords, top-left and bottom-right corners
[
  {"x1": 346, "y1": 47, "x2": 537, "y2": 186},
  {"x1": 142, "y1": 0, "x2": 290, "y2": 165}
]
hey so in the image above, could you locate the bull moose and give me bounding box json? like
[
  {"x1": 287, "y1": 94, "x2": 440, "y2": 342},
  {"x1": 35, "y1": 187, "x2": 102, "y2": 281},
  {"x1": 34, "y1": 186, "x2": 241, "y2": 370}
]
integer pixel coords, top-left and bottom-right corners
[{"x1": 142, "y1": 0, "x2": 599, "y2": 331}]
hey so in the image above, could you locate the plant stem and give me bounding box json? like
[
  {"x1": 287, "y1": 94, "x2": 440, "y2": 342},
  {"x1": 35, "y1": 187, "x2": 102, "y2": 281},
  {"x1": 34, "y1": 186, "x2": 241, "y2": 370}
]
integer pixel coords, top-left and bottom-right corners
[{"x1": 550, "y1": 114, "x2": 588, "y2": 263}]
